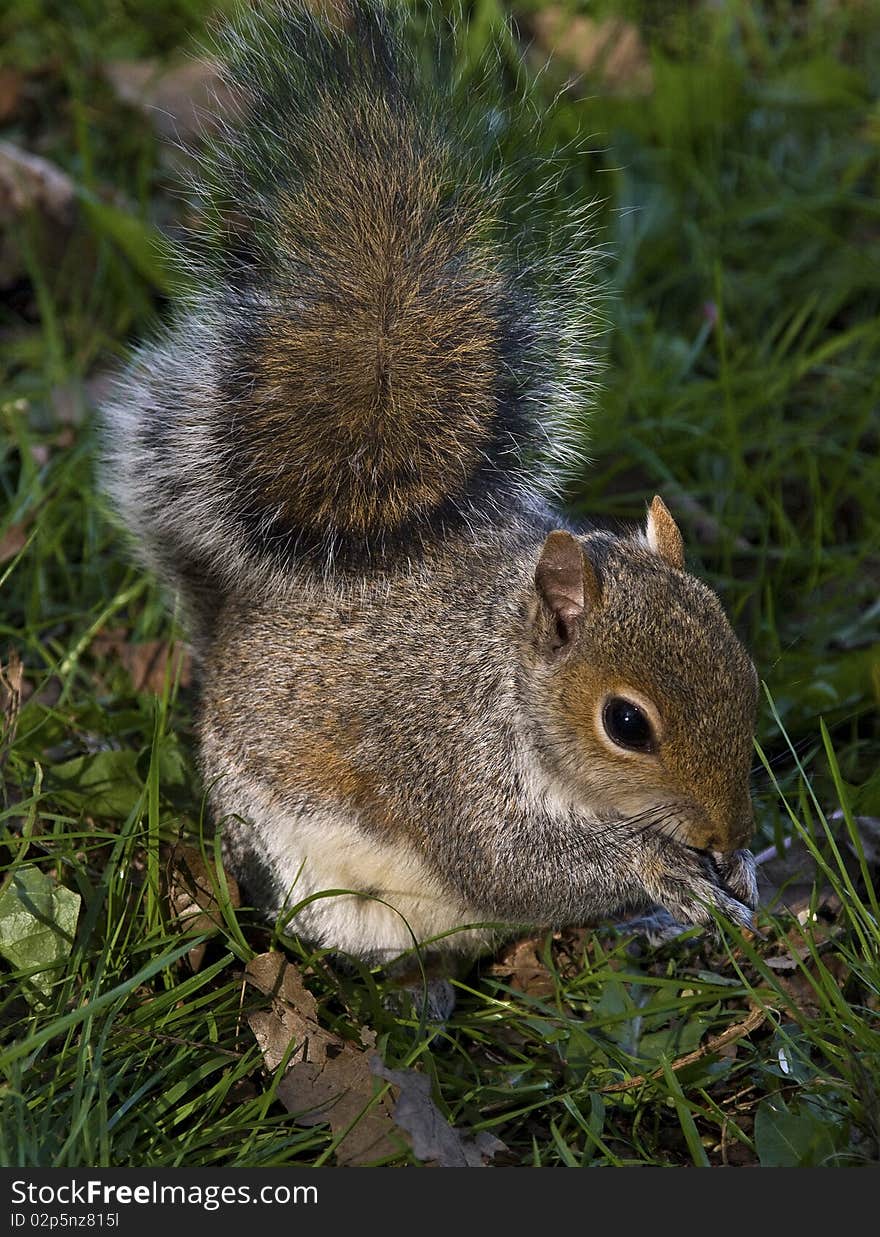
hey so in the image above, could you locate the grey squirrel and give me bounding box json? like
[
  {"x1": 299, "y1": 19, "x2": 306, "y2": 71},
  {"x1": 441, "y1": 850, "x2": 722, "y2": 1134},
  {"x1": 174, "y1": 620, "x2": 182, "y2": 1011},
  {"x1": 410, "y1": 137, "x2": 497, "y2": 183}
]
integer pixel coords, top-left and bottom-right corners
[{"x1": 102, "y1": 0, "x2": 758, "y2": 972}]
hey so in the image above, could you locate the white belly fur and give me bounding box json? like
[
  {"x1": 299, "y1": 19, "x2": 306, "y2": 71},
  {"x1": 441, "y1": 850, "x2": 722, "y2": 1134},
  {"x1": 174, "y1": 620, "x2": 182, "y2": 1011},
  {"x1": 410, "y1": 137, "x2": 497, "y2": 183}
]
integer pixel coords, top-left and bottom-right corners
[{"x1": 206, "y1": 752, "x2": 496, "y2": 961}]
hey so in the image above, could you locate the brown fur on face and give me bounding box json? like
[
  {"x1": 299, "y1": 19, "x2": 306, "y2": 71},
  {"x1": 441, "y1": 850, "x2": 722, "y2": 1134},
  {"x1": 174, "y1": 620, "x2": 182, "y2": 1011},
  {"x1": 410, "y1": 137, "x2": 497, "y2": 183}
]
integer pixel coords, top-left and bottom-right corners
[{"x1": 533, "y1": 529, "x2": 757, "y2": 854}]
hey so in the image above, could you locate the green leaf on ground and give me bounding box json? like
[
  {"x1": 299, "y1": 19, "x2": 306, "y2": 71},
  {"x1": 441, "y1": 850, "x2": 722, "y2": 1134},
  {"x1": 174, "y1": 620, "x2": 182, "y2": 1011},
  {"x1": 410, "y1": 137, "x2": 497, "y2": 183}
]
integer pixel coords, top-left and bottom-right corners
[
  {"x1": 0, "y1": 867, "x2": 81, "y2": 1007},
  {"x1": 49, "y1": 748, "x2": 143, "y2": 818},
  {"x1": 754, "y1": 1096, "x2": 844, "y2": 1167}
]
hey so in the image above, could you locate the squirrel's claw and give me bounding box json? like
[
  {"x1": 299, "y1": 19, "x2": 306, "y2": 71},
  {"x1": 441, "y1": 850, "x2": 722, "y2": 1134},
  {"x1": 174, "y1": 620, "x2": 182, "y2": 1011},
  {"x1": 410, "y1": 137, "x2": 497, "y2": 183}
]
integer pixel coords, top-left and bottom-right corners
[{"x1": 637, "y1": 842, "x2": 756, "y2": 933}]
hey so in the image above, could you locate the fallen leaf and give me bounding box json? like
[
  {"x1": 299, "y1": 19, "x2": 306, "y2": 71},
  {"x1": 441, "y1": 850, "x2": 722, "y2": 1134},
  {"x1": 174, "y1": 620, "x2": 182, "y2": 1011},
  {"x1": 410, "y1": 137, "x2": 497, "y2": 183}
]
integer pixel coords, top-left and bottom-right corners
[
  {"x1": 0, "y1": 518, "x2": 33, "y2": 564},
  {"x1": 532, "y1": 9, "x2": 653, "y2": 96},
  {"x1": 0, "y1": 140, "x2": 76, "y2": 287},
  {"x1": 245, "y1": 952, "x2": 403, "y2": 1166},
  {"x1": 371, "y1": 1059, "x2": 506, "y2": 1167},
  {"x1": 277, "y1": 1045, "x2": 404, "y2": 1166},
  {"x1": 1, "y1": 648, "x2": 24, "y2": 765},
  {"x1": 245, "y1": 950, "x2": 320, "y2": 1037},
  {"x1": 0, "y1": 140, "x2": 75, "y2": 222},
  {"x1": 104, "y1": 58, "x2": 233, "y2": 145},
  {"x1": 488, "y1": 934, "x2": 556, "y2": 996},
  {"x1": 247, "y1": 953, "x2": 506, "y2": 1166},
  {"x1": 0, "y1": 67, "x2": 24, "y2": 124},
  {"x1": 49, "y1": 748, "x2": 143, "y2": 818},
  {"x1": 0, "y1": 866, "x2": 81, "y2": 1007},
  {"x1": 93, "y1": 629, "x2": 192, "y2": 694},
  {"x1": 772, "y1": 968, "x2": 826, "y2": 1020},
  {"x1": 766, "y1": 955, "x2": 798, "y2": 973},
  {"x1": 164, "y1": 844, "x2": 240, "y2": 971}
]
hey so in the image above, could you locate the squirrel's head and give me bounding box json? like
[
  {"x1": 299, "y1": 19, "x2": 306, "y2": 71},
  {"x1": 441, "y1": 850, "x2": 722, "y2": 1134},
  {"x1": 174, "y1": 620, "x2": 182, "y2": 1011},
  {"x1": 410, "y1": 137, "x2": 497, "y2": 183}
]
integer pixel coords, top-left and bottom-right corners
[{"x1": 529, "y1": 497, "x2": 757, "y2": 855}]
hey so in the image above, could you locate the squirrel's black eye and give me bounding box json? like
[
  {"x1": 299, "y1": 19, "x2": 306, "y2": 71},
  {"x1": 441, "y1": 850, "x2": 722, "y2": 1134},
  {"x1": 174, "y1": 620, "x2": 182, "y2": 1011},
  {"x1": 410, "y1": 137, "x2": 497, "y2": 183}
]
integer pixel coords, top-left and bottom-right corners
[{"x1": 602, "y1": 697, "x2": 656, "y2": 753}]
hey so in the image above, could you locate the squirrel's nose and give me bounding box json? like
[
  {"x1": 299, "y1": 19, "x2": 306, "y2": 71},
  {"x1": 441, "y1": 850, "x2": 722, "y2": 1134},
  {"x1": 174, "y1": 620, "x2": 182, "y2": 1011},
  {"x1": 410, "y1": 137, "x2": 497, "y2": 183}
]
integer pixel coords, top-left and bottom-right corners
[
  {"x1": 709, "y1": 802, "x2": 754, "y2": 853},
  {"x1": 683, "y1": 820, "x2": 726, "y2": 851},
  {"x1": 686, "y1": 793, "x2": 753, "y2": 854}
]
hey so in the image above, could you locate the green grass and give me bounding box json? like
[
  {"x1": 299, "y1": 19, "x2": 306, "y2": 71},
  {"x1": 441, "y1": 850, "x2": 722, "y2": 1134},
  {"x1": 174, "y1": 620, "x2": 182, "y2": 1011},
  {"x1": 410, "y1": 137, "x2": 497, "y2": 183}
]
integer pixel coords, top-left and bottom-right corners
[{"x1": 1, "y1": 0, "x2": 878, "y2": 1167}]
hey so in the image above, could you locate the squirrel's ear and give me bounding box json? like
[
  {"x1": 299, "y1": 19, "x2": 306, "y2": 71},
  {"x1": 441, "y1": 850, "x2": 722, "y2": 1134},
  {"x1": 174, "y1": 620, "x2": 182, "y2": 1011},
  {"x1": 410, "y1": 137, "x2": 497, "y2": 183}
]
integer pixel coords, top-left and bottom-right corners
[
  {"x1": 535, "y1": 531, "x2": 600, "y2": 653},
  {"x1": 646, "y1": 496, "x2": 684, "y2": 569}
]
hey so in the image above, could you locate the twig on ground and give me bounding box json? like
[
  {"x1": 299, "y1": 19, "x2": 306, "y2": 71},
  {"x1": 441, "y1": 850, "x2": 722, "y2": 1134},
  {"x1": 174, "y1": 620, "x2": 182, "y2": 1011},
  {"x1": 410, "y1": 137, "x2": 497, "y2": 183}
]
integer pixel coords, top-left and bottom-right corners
[{"x1": 600, "y1": 1002, "x2": 767, "y2": 1094}]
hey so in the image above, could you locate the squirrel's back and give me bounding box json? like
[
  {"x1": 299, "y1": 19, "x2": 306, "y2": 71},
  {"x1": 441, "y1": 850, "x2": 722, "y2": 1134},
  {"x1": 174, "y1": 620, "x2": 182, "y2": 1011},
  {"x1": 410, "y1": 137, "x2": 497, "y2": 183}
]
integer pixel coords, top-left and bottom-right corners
[{"x1": 101, "y1": 0, "x2": 595, "y2": 615}]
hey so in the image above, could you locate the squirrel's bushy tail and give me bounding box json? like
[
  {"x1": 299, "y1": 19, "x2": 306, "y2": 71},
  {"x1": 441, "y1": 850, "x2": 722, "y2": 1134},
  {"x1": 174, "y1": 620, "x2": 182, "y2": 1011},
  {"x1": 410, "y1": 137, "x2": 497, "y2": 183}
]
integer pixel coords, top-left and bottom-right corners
[{"x1": 102, "y1": 0, "x2": 596, "y2": 608}]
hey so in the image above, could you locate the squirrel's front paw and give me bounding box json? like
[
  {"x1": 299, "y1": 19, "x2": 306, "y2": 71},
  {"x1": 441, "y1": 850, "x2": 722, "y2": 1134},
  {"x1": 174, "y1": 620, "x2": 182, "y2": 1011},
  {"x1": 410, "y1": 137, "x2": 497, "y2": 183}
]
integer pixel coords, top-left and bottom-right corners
[
  {"x1": 713, "y1": 847, "x2": 758, "y2": 911},
  {"x1": 641, "y1": 842, "x2": 755, "y2": 932}
]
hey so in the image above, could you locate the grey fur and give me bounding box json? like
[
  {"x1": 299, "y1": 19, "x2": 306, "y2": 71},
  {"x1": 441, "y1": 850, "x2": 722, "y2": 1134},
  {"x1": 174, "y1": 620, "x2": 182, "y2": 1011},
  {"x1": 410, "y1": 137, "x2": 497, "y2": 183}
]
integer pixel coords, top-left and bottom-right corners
[
  {"x1": 193, "y1": 513, "x2": 757, "y2": 962},
  {"x1": 99, "y1": 2, "x2": 759, "y2": 968}
]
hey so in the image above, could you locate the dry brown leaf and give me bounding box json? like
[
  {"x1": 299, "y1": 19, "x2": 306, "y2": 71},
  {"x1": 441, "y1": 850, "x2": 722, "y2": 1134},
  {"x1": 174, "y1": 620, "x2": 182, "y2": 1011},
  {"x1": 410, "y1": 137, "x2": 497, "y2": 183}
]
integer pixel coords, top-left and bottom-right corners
[
  {"x1": 245, "y1": 951, "x2": 403, "y2": 1166},
  {"x1": 1, "y1": 648, "x2": 24, "y2": 767},
  {"x1": 0, "y1": 141, "x2": 77, "y2": 287},
  {"x1": 0, "y1": 68, "x2": 24, "y2": 124},
  {"x1": 93, "y1": 629, "x2": 192, "y2": 694},
  {"x1": 371, "y1": 1059, "x2": 506, "y2": 1167},
  {"x1": 164, "y1": 843, "x2": 240, "y2": 971},
  {"x1": 0, "y1": 519, "x2": 32, "y2": 564},
  {"x1": 488, "y1": 934, "x2": 556, "y2": 997},
  {"x1": 0, "y1": 140, "x2": 75, "y2": 222},
  {"x1": 772, "y1": 969, "x2": 825, "y2": 1020},
  {"x1": 246, "y1": 953, "x2": 502, "y2": 1167},
  {"x1": 245, "y1": 950, "x2": 320, "y2": 1034},
  {"x1": 767, "y1": 938, "x2": 850, "y2": 1021},
  {"x1": 278, "y1": 1039, "x2": 404, "y2": 1167},
  {"x1": 104, "y1": 59, "x2": 233, "y2": 145},
  {"x1": 532, "y1": 9, "x2": 653, "y2": 96}
]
